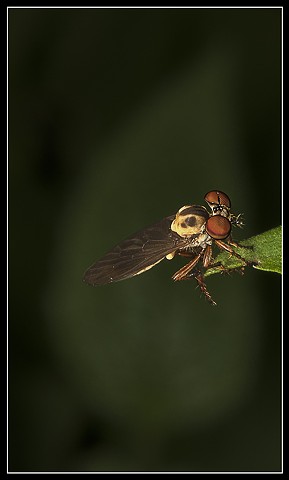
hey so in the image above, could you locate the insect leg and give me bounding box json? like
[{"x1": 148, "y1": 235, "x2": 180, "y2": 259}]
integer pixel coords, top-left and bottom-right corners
[
  {"x1": 206, "y1": 262, "x2": 246, "y2": 276},
  {"x1": 172, "y1": 252, "x2": 202, "y2": 281},
  {"x1": 227, "y1": 235, "x2": 253, "y2": 250},
  {"x1": 194, "y1": 270, "x2": 217, "y2": 306},
  {"x1": 202, "y1": 245, "x2": 213, "y2": 268},
  {"x1": 182, "y1": 269, "x2": 217, "y2": 306},
  {"x1": 214, "y1": 239, "x2": 257, "y2": 267},
  {"x1": 178, "y1": 252, "x2": 197, "y2": 258}
]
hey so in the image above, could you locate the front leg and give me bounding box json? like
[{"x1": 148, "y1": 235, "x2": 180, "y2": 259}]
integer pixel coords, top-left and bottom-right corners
[
  {"x1": 214, "y1": 239, "x2": 257, "y2": 267},
  {"x1": 227, "y1": 235, "x2": 254, "y2": 250}
]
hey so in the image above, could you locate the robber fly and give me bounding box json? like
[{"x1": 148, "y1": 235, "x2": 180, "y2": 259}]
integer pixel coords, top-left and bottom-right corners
[{"x1": 83, "y1": 190, "x2": 255, "y2": 305}]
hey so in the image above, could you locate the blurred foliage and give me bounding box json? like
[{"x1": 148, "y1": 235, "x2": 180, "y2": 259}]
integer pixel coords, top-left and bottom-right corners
[
  {"x1": 9, "y1": 7, "x2": 281, "y2": 473},
  {"x1": 205, "y1": 226, "x2": 282, "y2": 277}
]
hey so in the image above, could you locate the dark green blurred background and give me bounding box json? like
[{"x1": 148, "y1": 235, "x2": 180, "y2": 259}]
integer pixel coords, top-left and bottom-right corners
[{"x1": 9, "y1": 8, "x2": 282, "y2": 472}]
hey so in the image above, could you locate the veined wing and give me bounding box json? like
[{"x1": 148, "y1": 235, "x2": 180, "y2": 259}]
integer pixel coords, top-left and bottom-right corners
[{"x1": 83, "y1": 215, "x2": 190, "y2": 285}]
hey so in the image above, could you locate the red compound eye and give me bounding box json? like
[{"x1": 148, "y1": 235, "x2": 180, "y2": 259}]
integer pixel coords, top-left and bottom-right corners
[
  {"x1": 204, "y1": 190, "x2": 231, "y2": 208},
  {"x1": 206, "y1": 215, "x2": 231, "y2": 240}
]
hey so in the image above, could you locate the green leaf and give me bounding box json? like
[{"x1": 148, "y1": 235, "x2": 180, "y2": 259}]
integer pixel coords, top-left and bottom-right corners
[{"x1": 204, "y1": 226, "x2": 282, "y2": 277}]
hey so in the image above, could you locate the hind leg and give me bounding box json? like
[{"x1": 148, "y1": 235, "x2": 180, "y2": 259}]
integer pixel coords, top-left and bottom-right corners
[{"x1": 176, "y1": 268, "x2": 217, "y2": 306}]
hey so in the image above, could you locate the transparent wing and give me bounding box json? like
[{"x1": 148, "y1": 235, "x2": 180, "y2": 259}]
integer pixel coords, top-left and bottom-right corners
[{"x1": 83, "y1": 215, "x2": 190, "y2": 285}]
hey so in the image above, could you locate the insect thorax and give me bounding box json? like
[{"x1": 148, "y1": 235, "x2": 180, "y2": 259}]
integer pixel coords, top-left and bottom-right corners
[
  {"x1": 171, "y1": 205, "x2": 209, "y2": 238},
  {"x1": 179, "y1": 233, "x2": 213, "y2": 254}
]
